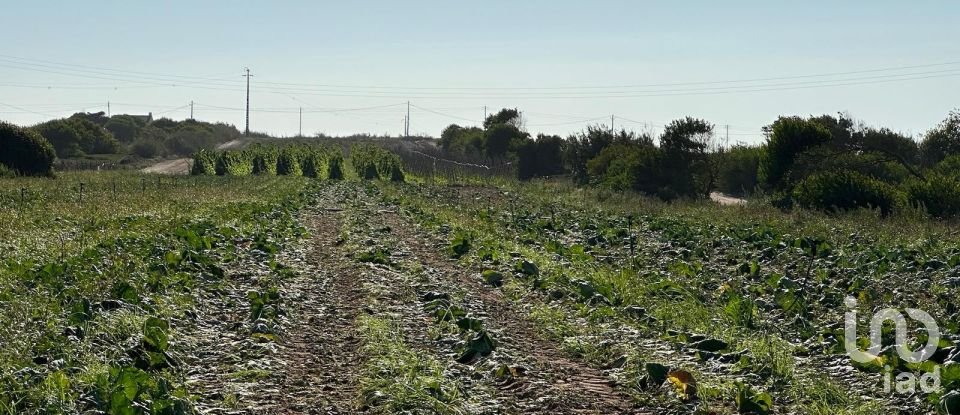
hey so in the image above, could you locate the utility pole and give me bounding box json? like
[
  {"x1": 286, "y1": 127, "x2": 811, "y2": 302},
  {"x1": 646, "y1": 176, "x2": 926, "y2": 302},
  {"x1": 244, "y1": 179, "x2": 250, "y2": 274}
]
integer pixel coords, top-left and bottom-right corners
[
  {"x1": 299, "y1": 107, "x2": 303, "y2": 137},
  {"x1": 243, "y1": 67, "x2": 253, "y2": 136},
  {"x1": 483, "y1": 106, "x2": 487, "y2": 122},
  {"x1": 725, "y1": 124, "x2": 730, "y2": 149},
  {"x1": 107, "y1": 101, "x2": 110, "y2": 117},
  {"x1": 190, "y1": 101, "x2": 194, "y2": 120},
  {"x1": 611, "y1": 115, "x2": 615, "y2": 135},
  {"x1": 405, "y1": 101, "x2": 410, "y2": 137}
]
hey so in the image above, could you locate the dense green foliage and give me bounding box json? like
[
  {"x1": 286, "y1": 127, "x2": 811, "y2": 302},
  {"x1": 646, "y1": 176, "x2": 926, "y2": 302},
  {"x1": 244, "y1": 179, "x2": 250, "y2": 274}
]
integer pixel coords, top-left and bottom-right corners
[
  {"x1": 579, "y1": 118, "x2": 713, "y2": 199},
  {"x1": 351, "y1": 143, "x2": 405, "y2": 182},
  {"x1": 792, "y1": 170, "x2": 901, "y2": 215},
  {"x1": 920, "y1": 110, "x2": 960, "y2": 167},
  {"x1": 714, "y1": 145, "x2": 762, "y2": 196},
  {"x1": 27, "y1": 112, "x2": 241, "y2": 161},
  {"x1": 516, "y1": 134, "x2": 564, "y2": 180},
  {"x1": 192, "y1": 144, "x2": 343, "y2": 180},
  {"x1": 759, "y1": 117, "x2": 833, "y2": 190},
  {"x1": 904, "y1": 173, "x2": 960, "y2": 218},
  {"x1": 0, "y1": 122, "x2": 57, "y2": 177}
]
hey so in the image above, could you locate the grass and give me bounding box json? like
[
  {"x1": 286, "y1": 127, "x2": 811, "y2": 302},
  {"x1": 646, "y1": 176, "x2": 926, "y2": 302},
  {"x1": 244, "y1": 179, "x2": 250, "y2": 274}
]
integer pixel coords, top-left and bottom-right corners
[
  {"x1": 376, "y1": 178, "x2": 955, "y2": 414},
  {"x1": 0, "y1": 171, "x2": 309, "y2": 413},
  {"x1": 357, "y1": 314, "x2": 464, "y2": 415}
]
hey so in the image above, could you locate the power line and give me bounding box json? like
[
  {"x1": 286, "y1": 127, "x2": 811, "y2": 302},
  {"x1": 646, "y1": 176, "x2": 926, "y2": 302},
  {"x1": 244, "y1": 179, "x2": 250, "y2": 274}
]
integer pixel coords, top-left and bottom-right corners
[
  {"x1": 527, "y1": 116, "x2": 610, "y2": 127},
  {"x1": 410, "y1": 104, "x2": 480, "y2": 123},
  {"x1": 1, "y1": 55, "x2": 958, "y2": 99}
]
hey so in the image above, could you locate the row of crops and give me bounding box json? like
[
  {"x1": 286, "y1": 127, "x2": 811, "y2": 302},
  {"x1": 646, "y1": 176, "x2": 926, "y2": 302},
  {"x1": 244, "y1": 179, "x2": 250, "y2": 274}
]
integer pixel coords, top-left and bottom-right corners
[
  {"x1": 190, "y1": 143, "x2": 408, "y2": 183},
  {"x1": 191, "y1": 144, "x2": 345, "y2": 179},
  {"x1": 350, "y1": 143, "x2": 405, "y2": 182}
]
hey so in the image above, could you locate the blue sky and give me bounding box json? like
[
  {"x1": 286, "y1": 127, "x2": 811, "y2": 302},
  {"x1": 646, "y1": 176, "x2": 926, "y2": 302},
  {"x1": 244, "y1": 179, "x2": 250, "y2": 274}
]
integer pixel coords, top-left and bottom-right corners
[{"x1": 1, "y1": 1, "x2": 958, "y2": 143}]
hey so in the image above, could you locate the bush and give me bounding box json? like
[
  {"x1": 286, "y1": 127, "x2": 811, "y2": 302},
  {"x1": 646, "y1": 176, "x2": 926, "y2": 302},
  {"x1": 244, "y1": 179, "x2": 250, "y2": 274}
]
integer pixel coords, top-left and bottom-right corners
[
  {"x1": 327, "y1": 154, "x2": 344, "y2": 180},
  {"x1": 32, "y1": 119, "x2": 84, "y2": 158},
  {"x1": 104, "y1": 116, "x2": 141, "y2": 143},
  {"x1": 517, "y1": 134, "x2": 565, "y2": 180},
  {"x1": 0, "y1": 163, "x2": 15, "y2": 178},
  {"x1": 587, "y1": 143, "x2": 661, "y2": 192},
  {"x1": 251, "y1": 146, "x2": 278, "y2": 175},
  {"x1": 904, "y1": 174, "x2": 960, "y2": 218},
  {"x1": 790, "y1": 146, "x2": 913, "y2": 185},
  {"x1": 351, "y1": 144, "x2": 404, "y2": 182},
  {"x1": 792, "y1": 171, "x2": 901, "y2": 216},
  {"x1": 214, "y1": 151, "x2": 253, "y2": 176},
  {"x1": 715, "y1": 145, "x2": 762, "y2": 197},
  {"x1": 277, "y1": 149, "x2": 302, "y2": 176},
  {"x1": 0, "y1": 122, "x2": 56, "y2": 176},
  {"x1": 131, "y1": 138, "x2": 164, "y2": 158},
  {"x1": 67, "y1": 117, "x2": 121, "y2": 154},
  {"x1": 190, "y1": 149, "x2": 216, "y2": 175},
  {"x1": 759, "y1": 117, "x2": 832, "y2": 190},
  {"x1": 302, "y1": 152, "x2": 323, "y2": 178},
  {"x1": 920, "y1": 110, "x2": 960, "y2": 167}
]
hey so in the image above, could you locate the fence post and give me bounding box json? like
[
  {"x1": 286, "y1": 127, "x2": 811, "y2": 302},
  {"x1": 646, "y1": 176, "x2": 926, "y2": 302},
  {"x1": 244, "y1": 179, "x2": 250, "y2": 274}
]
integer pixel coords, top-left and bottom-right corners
[
  {"x1": 19, "y1": 187, "x2": 25, "y2": 216},
  {"x1": 79, "y1": 182, "x2": 84, "y2": 205},
  {"x1": 141, "y1": 178, "x2": 146, "y2": 193}
]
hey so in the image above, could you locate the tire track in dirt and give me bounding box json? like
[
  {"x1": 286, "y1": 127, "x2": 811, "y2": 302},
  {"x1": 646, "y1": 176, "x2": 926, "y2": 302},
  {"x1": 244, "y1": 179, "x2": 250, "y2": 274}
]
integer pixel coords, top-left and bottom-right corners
[
  {"x1": 185, "y1": 195, "x2": 368, "y2": 414},
  {"x1": 265, "y1": 211, "x2": 367, "y2": 414},
  {"x1": 381, "y1": 210, "x2": 648, "y2": 414}
]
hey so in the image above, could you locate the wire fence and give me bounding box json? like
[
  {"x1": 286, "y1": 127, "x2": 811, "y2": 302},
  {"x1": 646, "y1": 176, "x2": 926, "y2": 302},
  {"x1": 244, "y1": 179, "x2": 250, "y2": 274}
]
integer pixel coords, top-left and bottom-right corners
[{"x1": 388, "y1": 144, "x2": 515, "y2": 182}]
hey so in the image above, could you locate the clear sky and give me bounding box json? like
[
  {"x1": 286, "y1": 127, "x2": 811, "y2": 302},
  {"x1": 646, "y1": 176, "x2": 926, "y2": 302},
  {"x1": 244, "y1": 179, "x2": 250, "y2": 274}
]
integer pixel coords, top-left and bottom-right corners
[{"x1": 1, "y1": 1, "x2": 958, "y2": 143}]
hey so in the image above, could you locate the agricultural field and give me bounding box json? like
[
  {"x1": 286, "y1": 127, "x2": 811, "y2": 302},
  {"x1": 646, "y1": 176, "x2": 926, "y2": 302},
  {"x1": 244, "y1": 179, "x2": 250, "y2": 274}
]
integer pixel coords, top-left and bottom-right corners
[{"x1": 1, "y1": 151, "x2": 959, "y2": 414}]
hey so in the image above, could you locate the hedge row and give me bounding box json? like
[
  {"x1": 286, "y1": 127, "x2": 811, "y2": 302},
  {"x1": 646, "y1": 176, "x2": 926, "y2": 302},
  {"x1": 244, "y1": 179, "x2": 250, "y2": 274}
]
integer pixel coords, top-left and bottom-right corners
[
  {"x1": 192, "y1": 144, "x2": 343, "y2": 179},
  {"x1": 351, "y1": 144, "x2": 404, "y2": 182}
]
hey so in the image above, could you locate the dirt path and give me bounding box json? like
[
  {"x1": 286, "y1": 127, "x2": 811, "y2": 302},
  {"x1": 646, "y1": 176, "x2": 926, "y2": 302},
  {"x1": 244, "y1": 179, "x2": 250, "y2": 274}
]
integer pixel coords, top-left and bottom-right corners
[
  {"x1": 266, "y1": 212, "x2": 367, "y2": 413},
  {"x1": 709, "y1": 191, "x2": 746, "y2": 206},
  {"x1": 382, "y1": 211, "x2": 646, "y2": 414},
  {"x1": 141, "y1": 158, "x2": 192, "y2": 175},
  {"x1": 185, "y1": 192, "x2": 368, "y2": 413},
  {"x1": 185, "y1": 183, "x2": 651, "y2": 414}
]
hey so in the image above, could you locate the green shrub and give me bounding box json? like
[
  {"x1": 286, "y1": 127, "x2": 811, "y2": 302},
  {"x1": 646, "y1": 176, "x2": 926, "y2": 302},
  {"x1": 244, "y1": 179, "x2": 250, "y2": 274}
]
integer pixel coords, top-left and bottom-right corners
[
  {"x1": 586, "y1": 142, "x2": 664, "y2": 194},
  {"x1": 351, "y1": 144, "x2": 404, "y2": 182},
  {"x1": 215, "y1": 151, "x2": 253, "y2": 176},
  {"x1": 759, "y1": 117, "x2": 832, "y2": 190},
  {"x1": 277, "y1": 149, "x2": 302, "y2": 176},
  {"x1": 904, "y1": 173, "x2": 960, "y2": 218},
  {"x1": 251, "y1": 146, "x2": 278, "y2": 175},
  {"x1": 792, "y1": 170, "x2": 901, "y2": 216},
  {"x1": 715, "y1": 145, "x2": 762, "y2": 197},
  {"x1": 0, "y1": 122, "x2": 56, "y2": 177},
  {"x1": 32, "y1": 119, "x2": 84, "y2": 158},
  {"x1": 0, "y1": 163, "x2": 15, "y2": 178},
  {"x1": 302, "y1": 152, "x2": 323, "y2": 178},
  {"x1": 327, "y1": 154, "x2": 344, "y2": 180},
  {"x1": 191, "y1": 149, "x2": 216, "y2": 175},
  {"x1": 131, "y1": 138, "x2": 164, "y2": 158}
]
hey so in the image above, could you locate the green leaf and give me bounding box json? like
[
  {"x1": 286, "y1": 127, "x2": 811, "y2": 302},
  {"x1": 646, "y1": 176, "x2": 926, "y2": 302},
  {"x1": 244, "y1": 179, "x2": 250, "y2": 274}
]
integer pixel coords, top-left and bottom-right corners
[
  {"x1": 481, "y1": 270, "x2": 505, "y2": 287},
  {"x1": 143, "y1": 317, "x2": 170, "y2": 352},
  {"x1": 515, "y1": 260, "x2": 539, "y2": 276},
  {"x1": 735, "y1": 381, "x2": 773, "y2": 414}
]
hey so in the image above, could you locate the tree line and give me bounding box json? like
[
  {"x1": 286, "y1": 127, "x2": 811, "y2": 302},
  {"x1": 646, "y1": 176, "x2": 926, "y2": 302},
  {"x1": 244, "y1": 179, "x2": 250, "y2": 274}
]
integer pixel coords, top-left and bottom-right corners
[
  {"x1": 438, "y1": 108, "x2": 960, "y2": 217},
  {"x1": 5, "y1": 106, "x2": 960, "y2": 218}
]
